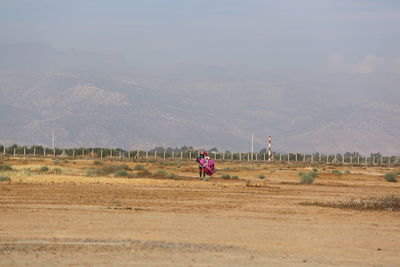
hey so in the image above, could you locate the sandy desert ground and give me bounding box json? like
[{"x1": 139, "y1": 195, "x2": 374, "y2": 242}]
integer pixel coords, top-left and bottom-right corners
[{"x1": 0, "y1": 157, "x2": 399, "y2": 266}]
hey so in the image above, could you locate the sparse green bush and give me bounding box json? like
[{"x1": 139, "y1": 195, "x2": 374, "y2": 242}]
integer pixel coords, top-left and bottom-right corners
[
  {"x1": 134, "y1": 164, "x2": 145, "y2": 170},
  {"x1": 0, "y1": 164, "x2": 12, "y2": 171},
  {"x1": 86, "y1": 169, "x2": 96, "y2": 177},
  {"x1": 0, "y1": 176, "x2": 11, "y2": 182},
  {"x1": 312, "y1": 168, "x2": 318, "y2": 172},
  {"x1": 20, "y1": 168, "x2": 32, "y2": 176},
  {"x1": 114, "y1": 170, "x2": 128, "y2": 177},
  {"x1": 166, "y1": 173, "x2": 178, "y2": 179},
  {"x1": 384, "y1": 172, "x2": 398, "y2": 183},
  {"x1": 96, "y1": 164, "x2": 130, "y2": 176},
  {"x1": 39, "y1": 166, "x2": 49, "y2": 174},
  {"x1": 93, "y1": 160, "x2": 103, "y2": 165},
  {"x1": 231, "y1": 175, "x2": 239, "y2": 180},
  {"x1": 53, "y1": 160, "x2": 61, "y2": 165},
  {"x1": 153, "y1": 169, "x2": 168, "y2": 178},
  {"x1": 52, "y1": 168, "x2": 62, "y2": 175},
  {"x1": 258, "y1": 175, "x2": 265, "y2": 179},
  {"x1": 299, "y1": 171, "x2": 317, "y2": 184},
  {"x1": 174, "y1": 163, "x2": 182, "y2": 168},
  {"x1": 221, "y1": 173, "x2": 231, "y2": 179},
  {"x1": 331, "y1": 170, "x2": 342, "y2": 176}
]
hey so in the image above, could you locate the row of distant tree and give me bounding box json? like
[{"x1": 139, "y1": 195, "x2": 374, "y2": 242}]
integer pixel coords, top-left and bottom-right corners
[
  {"x1": 148, "y1": 146, "x2": 219, "y2": 153},
  {"x1": 0, "y1": 144, "x2": 385, "y2": 158},
  {"x1": 0, "y1": 144, "x2": 219, "y2": 155}
]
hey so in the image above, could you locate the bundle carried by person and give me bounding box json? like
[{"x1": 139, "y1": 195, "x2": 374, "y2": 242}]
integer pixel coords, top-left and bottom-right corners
[{"x1": 198, "y1": 155, "x2": 215, "y2": 176}]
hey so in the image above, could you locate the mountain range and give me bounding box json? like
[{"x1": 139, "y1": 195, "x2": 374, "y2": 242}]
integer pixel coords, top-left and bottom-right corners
[{"x1": 0, "y1": 43, "x2": 399, "y2": 155}]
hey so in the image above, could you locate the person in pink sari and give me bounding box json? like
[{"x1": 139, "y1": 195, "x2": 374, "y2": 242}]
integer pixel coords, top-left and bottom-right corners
[
  {"x1": 196, "y1": 150, "x2": 207, "y2": 178},
  {"x1": 196, "y1": 151, "x2": 215, "y2": 178}
]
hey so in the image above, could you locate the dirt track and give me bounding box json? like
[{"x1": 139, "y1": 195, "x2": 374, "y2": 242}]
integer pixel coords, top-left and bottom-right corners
[{"x1": 1, "y1": 161, "x2": 400, "y2": 266}]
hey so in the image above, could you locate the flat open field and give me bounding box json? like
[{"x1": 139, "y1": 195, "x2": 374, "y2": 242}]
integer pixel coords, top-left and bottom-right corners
[{"x1": 1, "y1": 157, "x2": 399, "y2": 266}]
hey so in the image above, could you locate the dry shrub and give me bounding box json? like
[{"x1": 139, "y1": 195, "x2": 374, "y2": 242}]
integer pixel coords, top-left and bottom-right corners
[
  {"x1": 53, "y1": 168, "x2": 62, "y2": 175},
  {"x1": 19, "y1": 168, "x2": 33, "y2": 176},
  {"x1": 86, "y1": 169, "x2": 96, "y2": 177},
  {"x1": 166, "y1": 173, "x2": 178, "y2": 179},
  {"x1": 0, "y1": 176, "x2": 11, "y2": 182},
  {"x1": 96, "y1": 164, "x2": 130, "y2": 176},
  {"x1": 298, "y1": 171, "x2": 317, "y2": 184},
  {"x1": 39, "y1": 166, "x2": 49, "y2": 174},
  {"x1": 114, "y1": 170, "x2": 128, "y2": 177},
  {"x1": 384, "y1": 172, "x2": 398, "y2": 182},
  {"x1": 133, "y1": 164, "x2": 145, "y2": 170},
  {"x1": 0, "y1": 164, "x2": 12, "y2": 171},
  {"x1": 152, "y1": 169, "x2": 168, "y2": 178},
  {"x1": 221, "y1": 173, "x2": 231, "y2": 179}
]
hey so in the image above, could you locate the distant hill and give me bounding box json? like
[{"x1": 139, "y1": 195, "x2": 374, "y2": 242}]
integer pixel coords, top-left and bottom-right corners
[{"x1": 0, "y1": 44, "x2": 399, "y2": 154}]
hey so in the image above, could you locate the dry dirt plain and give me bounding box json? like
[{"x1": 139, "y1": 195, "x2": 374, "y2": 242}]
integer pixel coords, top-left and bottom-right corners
[{"x1": 0, "y1": 157, "x2": 399, "y2": 266}]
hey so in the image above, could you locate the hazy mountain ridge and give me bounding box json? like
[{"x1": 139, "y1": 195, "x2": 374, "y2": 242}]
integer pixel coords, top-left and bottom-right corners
[
  {"x1": 0, "y1": 44, "x2": 399, "y2": 154},
  {"x1": 0, "y1": 70, "x2": 247, "y2": 150}
]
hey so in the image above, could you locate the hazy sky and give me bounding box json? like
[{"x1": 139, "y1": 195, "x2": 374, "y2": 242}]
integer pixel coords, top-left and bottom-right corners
[{"x1": 1, "y1": 0, "x2": 400, "y2": 73}]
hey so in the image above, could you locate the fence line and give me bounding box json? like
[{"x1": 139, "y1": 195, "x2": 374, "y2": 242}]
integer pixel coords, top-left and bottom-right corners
[{"x1": 0, "y1": 145, "x2": 399, "y2": 166}]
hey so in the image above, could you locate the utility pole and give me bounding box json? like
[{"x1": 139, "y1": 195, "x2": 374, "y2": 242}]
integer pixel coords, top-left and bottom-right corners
[
  {"x1": 251, "y1": 132, "x2": 254, "y2": 161},
  {"x1": 268, "y1": 136, "x2": 272, "y2": 161},
  {"x1": 51, "y1": 130, "x2": 55, "y2": 150}
]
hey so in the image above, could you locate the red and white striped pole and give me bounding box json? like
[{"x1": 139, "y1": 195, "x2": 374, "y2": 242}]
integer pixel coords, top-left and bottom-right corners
[{"x1": 268, "y1": 136, "x2": 272, "y2": 161}]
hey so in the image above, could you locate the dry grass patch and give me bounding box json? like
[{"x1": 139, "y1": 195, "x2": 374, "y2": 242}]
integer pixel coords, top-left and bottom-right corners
[
  {"x1": 245, "y1": 180, "x2": 268, "y2": 187},
  {"x1": 94, "y1": 164, "x2": 131, "y2": 176},
  {"x1": 302, "y1": 195, "x2": 400, "y2": 211},
  {"x1": 152, "y1": 169, "x2": 178, "y2": 179}
]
